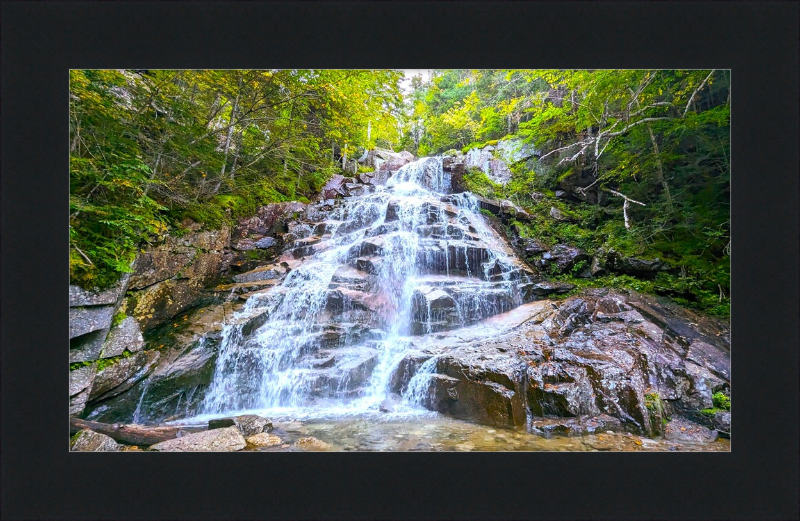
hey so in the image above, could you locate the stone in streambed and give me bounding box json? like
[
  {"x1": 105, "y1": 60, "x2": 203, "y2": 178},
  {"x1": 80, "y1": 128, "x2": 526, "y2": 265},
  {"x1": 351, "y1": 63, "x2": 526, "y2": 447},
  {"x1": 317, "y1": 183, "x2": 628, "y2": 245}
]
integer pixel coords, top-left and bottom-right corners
[
  {"x1": 70, "y1": 429, "x2": 121, "y2": 452},
  {"x1": 246, "y1": 433, "x2": 283, "y2": 447},
  {"x1": 208, "y1": 414, "x2": 273, "y2": 436},
  {"x1": 293, "y1": 437, "x2": 333, "y2": 451},
  {"x1": 149, "y1": 426, "x2": 246, "y2": 452}
]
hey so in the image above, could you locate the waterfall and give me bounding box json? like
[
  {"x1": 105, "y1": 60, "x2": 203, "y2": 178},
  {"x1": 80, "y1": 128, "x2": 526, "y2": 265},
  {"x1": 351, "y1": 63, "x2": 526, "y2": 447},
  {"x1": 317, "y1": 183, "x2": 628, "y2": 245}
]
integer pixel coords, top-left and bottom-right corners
[{"x1": 199, "y1": 156, "x2": 530, "y2": 419}]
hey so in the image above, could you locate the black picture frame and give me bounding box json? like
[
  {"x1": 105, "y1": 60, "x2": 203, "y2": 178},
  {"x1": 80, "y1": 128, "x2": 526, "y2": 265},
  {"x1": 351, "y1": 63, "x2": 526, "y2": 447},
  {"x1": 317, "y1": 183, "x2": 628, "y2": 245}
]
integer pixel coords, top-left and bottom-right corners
[{"x1": 2, "y1": 1, "x2": 798, "y2": 520}]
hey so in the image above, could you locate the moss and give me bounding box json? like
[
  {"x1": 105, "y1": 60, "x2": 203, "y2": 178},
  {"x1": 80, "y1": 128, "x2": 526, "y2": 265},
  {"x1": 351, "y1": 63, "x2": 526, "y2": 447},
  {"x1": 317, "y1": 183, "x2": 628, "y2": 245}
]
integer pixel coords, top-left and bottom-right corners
[
  {"x1": 111, "y1": 311, "x2": 127, "y2": 328},
  {"x1": 69, "y1": 361, "x2": 93, "y2": 371},
  {"x1": 463, "y1": 168, "x2": 503, "y2": 199},
  {"x1": 556, "y1": 168, "x2": 575, "y2": 183},
  {"x1": 96, "y1": 349, "x2": 134, "y2": 371},
  {"x1": 712, "y1": 391, "x2": 731, "y2": 410}
]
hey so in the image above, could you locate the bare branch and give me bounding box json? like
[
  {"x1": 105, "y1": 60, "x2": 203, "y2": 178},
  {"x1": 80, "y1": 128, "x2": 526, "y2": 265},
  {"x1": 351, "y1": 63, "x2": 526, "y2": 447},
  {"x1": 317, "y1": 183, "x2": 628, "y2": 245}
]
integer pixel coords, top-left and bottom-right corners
[
  {"x1": 603, "y1": 188, "x2": 646, "y2": 229},
  {"x1": 72, "y1": 245, "x2": 94, "y2": 266},
  {"x1": 683, "y1": 70, "x2": 715, "y2": 118}
]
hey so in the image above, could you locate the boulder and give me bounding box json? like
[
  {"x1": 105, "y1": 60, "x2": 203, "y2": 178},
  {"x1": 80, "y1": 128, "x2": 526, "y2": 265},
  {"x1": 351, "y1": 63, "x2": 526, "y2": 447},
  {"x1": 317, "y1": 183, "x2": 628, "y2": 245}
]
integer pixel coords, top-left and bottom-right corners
[
  {"x1": 69, "y1": 363, "x2": 97, "y2": 416},
  {"x1": 392, "y1": 290, "x2": 730, "y2": 437},
  {"x1": 70, "y1": 429, "x2": 120, "y2": 451},
  {"x1": 540, "y1": 244, "x2": 590, "y2": 273},
  {"x1": 517, "y1": 237, "x2": 549, "y2": 256},
  {"x1": 101, "y1": 316, "x2": 145, "y2": 358},
  {"x1": 128, "y1": 248, "x2": 196, "y2": 289},
  {"x1": 592, "y1": 248, "x2": 667, "y2": 277},
  {"x1": 321, "y1": 174, "x2": 348, "y2": 199},
  {"x1": 613, "y1": 256, "x2": 666, "y2": 276},
  {"x1": 125, "y1": 279, "x2": 207, "y2": 332},
  {"x1": 70, "y1": 328, "x2": 109, "y2": 363},
  {"x1": 549, "y1": 206, "x2": 571, "y2": 222},
  {"x1": 520, "y1": 281, "x2": 575, "y2": 300},
  {"x1": 69, "y1": 306, "x2": 115, "y2": 339},
  {"x1": 246, "y1": 433, "x2": 283, "y2": 447},
  {"x1": 233, "y1": 202, "x2": 306, "y2": 241},
  {"x1": 83, "y1": 306, "x2": 230, "y2": 424},
  {"x1": 149, "y1": 426, "x2": 246, "y2": 452},
  {"x1": 208, "y1": 415, "x2": 273, "y2": 436},
  {"x1": 69, "y1": 273, "x2": 131, "y2": 307},
  {"x1": 233, "y1": 265, "x2": 286, "y2": 283}
]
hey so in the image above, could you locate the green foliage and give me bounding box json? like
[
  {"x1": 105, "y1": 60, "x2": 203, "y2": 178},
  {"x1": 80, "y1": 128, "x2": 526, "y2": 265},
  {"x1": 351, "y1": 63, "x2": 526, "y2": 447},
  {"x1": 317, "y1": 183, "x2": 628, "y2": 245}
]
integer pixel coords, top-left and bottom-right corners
[
  {"x1": 403, "y1": 69, "x2": 729, "y2": 317},
  {"x1": 71, "y1": 69, "x2": 401, "y2": 289},
  {"x1": 712, "y1": 392, "x2": 731, "y2": 411}
]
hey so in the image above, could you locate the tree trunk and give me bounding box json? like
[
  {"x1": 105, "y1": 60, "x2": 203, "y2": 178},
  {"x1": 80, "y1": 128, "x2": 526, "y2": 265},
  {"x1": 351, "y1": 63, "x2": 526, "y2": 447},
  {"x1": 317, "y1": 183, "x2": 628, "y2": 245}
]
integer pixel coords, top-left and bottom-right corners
[
  {"x1": 70, "y1": 417, "x2": 206, "y2": 446},
  {"x1": 219, "y1": 74, "x2": 243, "y2": 179},
  {"x1": 645, "y1": 122, "x2": 674, "y2": 213}
]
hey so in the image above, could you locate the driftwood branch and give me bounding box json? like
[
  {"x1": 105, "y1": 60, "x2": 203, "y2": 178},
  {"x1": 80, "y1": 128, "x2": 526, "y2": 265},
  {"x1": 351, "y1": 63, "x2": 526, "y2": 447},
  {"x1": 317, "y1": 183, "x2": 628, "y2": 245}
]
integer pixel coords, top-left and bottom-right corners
[{"x1": 70, "y1": 417, "x2": 206, "y2": 446}]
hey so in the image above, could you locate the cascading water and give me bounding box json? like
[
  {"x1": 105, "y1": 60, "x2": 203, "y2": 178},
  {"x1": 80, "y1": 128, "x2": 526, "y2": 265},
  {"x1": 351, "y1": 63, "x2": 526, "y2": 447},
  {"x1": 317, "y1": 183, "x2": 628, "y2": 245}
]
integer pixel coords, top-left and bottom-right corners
[{"x1": 198, "y1": 156, "x2": 531, "y2": 420}]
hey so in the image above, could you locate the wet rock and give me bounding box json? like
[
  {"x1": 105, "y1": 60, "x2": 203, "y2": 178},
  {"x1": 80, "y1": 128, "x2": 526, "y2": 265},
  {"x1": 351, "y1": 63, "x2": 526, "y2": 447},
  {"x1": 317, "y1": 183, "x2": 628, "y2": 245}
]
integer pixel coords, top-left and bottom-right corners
[
  {"x1": 418, "y1": 350, "x2": 529, "y2": 428},
  {"x1": 293, "y1": 436, "x2": 333, "y2": 451},
  {"x1": 527, "y1": 363, "x2": 599, "y2": 417},
  {"x1": 528, "y1": 414, "x2": 622, "y2": 436},
  {"x1": 233, "y1": 264, "x2": 285, "y2": 283},
  {"x1": 253, "y1": 236, "x2": 277, "y2": 249},
  {"x1": 86, "y1": 333, "x2": 221, "y2": 424},
  {"x1": 70, "y1": 429, "x2": 120, "y2": 451},
  {"x1": 246, "y1": 433, "x2": 283, "y2": 447},
  {"x1": 101, "y1": 316, "x2": 145, "y2": 358},
  {"x1": 209, "y1": 414, "x2": 273, "y2": 436},
  {"x1": 591, "y1": 255, "x2": 608, "y2": 277},
  {"x1": 89, "y1": 350, "x2": 160, "y2": 402},
  {"x1": 149, "y1": 426, "x2": 246, "y2": 452},
  {"x1": 704, "y1": 411, "x2": 731, "y2": 438},
  {"x1": 663, "y1": 418, "x2": 718, "y2": 443}
]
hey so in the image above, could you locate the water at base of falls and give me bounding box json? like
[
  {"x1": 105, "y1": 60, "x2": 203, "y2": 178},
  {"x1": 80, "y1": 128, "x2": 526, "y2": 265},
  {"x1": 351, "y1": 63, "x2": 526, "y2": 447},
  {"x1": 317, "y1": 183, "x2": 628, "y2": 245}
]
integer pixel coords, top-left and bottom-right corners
[{"x1": 195, "y1": 156, "x2": 529, "y2": 422}]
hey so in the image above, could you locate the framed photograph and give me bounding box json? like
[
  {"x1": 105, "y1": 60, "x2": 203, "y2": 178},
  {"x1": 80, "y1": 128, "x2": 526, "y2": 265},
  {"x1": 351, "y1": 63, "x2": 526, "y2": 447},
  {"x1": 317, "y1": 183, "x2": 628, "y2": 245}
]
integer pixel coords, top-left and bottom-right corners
[{"x1": 4, "y1": 1, "x2": 798, "y2": 520}]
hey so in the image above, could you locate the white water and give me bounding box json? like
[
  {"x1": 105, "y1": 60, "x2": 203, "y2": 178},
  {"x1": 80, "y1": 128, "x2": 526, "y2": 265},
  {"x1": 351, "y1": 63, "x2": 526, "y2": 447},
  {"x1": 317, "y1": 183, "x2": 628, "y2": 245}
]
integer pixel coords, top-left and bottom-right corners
[{"x1": 197, "y1": 156, "x2": 529, "y2": 420}]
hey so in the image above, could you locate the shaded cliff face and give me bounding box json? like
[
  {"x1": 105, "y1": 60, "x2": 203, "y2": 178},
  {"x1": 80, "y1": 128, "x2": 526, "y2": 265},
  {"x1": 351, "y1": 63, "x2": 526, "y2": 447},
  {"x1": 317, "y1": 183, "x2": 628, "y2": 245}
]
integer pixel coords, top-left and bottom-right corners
[{"x1": 75, "y1": 155, "x2": 730, "y2": 442}]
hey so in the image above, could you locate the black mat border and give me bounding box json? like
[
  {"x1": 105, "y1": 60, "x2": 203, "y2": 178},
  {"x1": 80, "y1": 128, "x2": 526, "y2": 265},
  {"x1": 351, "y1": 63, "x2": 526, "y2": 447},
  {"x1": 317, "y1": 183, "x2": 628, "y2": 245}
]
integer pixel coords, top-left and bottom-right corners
[{"x1": 2, "y1": 1, "x2": 798, "y2": 520}]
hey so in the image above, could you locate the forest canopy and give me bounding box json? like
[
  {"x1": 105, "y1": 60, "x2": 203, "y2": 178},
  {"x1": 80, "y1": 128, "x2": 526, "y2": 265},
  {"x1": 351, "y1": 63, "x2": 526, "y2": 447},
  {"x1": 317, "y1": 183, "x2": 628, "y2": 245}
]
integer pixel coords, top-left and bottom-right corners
[{"x1": 70, "y1": 69, "x2": 729, "y2": 316}]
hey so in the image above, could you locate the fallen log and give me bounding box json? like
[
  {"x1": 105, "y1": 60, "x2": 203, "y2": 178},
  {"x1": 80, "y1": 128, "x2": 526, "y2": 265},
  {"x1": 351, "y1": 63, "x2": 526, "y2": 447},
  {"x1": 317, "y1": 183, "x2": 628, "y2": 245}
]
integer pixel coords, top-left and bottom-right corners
[{"x1": 70, "y1": 417, "x2": 207, "y2": 446}]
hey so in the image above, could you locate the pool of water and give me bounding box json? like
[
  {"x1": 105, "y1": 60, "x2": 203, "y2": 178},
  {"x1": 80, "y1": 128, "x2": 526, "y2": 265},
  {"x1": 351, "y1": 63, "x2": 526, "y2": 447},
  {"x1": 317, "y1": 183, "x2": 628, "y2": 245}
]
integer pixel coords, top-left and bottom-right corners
[{"x1": 175, "y1": 404, "x2": 731, "y2": 452}]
